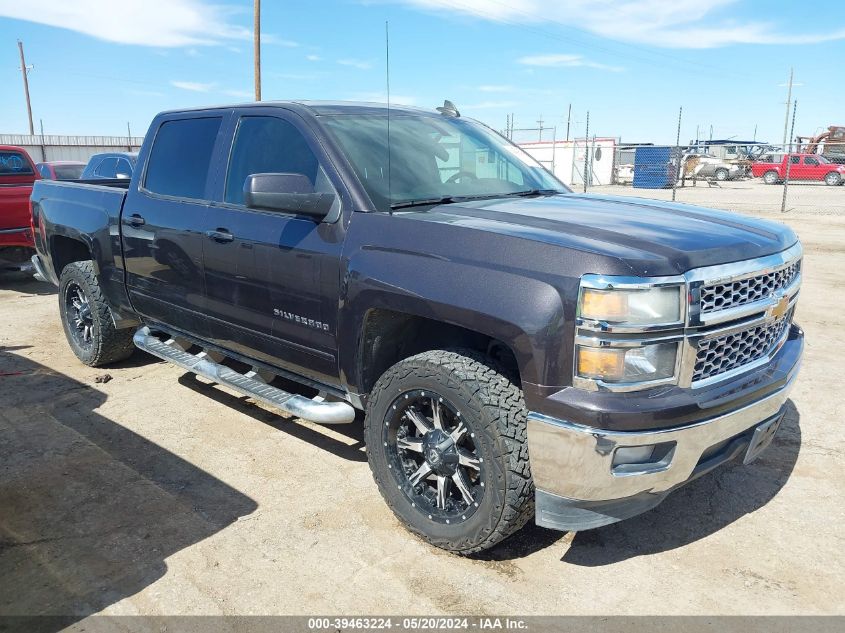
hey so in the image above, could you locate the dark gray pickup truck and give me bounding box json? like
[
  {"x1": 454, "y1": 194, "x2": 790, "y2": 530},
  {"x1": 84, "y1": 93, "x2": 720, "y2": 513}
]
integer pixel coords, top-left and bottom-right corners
[{"x1": 30, "y1": 100, "x2": 803, "y2": 554}]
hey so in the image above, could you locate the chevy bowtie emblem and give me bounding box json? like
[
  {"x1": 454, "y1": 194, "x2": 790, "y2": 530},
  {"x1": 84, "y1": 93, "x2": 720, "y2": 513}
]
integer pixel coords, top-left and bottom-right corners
[{"x1": 767, "y1": 295, "x2": 789, "y2": 320}]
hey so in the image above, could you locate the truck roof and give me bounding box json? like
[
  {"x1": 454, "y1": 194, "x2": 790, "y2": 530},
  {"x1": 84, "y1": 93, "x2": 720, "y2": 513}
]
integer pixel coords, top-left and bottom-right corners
[{"x1": 155, "y1": 100, "x2": 440, "y2": 118}]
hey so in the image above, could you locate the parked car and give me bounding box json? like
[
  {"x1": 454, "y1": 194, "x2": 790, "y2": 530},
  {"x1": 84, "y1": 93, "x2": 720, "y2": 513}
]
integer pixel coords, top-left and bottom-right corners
[
  {"x1": 80, "y1": 152, "x2": 138, "y2": 180},
  {"x1": 36, "y1": 161, "x2": 86, "y2": 181},
  {"x1": 683, "y1": 153, "x2": 744, "y2": 181},
  {"x1": 751, "y1": 153, "x2": 845, "y2": 185},
  {"x1": 31, "y1": 101, "x2": 803, "y2": 554},
  {"x1": 0, "y1": 145, "x2": 38, "y2": 271}
]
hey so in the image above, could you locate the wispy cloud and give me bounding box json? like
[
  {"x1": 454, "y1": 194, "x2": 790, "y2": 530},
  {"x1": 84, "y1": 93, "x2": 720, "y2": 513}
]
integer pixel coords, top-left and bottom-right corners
[
  {"x1": 387, "y1": 0, "x2": 845, "y2": 48},
  {"x1": 478, "y1": 84, "x2": 514, "y2": 93},
  {"x1": 517, "y1": 54, "x2": 623, "y2": 72},
  {"x1": 170, "y1": 80, "x2": 216, "y2": 92},
  {"x1": 338, "y1": 58, "x2": 373, "y2": 70},
  {"x1": 306, "y1": 54, "x2": 321, "y2": 61},
  {"x1": 0, "y1": 0, "x2": 252, "y2": 47},
  {"x1": 223, "y1": 89, "x2": 253, "y2": 99},
  {"x1": 264, "y1": 35, "x2": 299, "y2": 47}
]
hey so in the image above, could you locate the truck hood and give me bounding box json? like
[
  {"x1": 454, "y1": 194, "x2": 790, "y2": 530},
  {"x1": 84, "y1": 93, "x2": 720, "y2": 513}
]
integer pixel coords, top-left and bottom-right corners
[{"x1": 405, "y1": 193, "x2": 797, "y2": 275}]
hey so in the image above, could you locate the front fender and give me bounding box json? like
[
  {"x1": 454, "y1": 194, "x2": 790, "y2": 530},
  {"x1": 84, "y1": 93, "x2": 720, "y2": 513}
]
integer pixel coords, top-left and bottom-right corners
[{"x1": 338, "y1": 243, "x2": 570, "y2": 393}]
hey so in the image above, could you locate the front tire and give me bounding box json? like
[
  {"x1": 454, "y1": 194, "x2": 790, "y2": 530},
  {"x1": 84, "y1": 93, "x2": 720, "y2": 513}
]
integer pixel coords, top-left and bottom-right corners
[
  {"x1": 763, "y1": 170, "x2": 779, "y2": 185},
  {"x1": 824, "y1": 172, "x2": 842, "y2": 186},
  {"x1": 365, "y1": 349, "x2": 534, "y2": 555},
  {"x1": 715, "y1": 168, "x2": 729, "y2": 181},
  {"x1": 59, "y1": 261, "x2": 135, "y2": 366}
]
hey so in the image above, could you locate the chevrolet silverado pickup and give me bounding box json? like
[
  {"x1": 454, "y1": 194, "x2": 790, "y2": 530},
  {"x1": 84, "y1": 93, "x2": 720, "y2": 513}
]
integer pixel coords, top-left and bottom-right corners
[
  {"x1": 1, "y1": 145, "x2": 38, "y2": 271},
  {"x1": 30, "y1": 101, "x2": 804, "y2": 554}
]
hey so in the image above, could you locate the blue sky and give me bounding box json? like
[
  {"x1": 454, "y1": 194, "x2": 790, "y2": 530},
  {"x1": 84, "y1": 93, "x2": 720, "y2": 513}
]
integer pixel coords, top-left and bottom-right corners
[{"x1": 0, "y1": 0, "x2": 842, "y2": 144}]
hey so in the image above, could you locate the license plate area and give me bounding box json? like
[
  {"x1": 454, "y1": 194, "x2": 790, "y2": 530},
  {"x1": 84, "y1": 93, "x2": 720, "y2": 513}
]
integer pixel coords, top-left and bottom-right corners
[{"x1": 743, "y1": 414, "x2": 783, "y2": 464}]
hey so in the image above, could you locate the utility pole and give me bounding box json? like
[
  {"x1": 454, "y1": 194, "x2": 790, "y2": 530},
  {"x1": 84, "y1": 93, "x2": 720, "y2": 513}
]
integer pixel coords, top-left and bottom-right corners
[
  {"x1": 672, "y1": 106, "x2": 683, "y2": 202},
  {"x1": 17, "y1": 40, "x2": 34, "y2": 135},
  {"x1": 537, "y1": 116, "x2": 544, "y2": 142},
  {"x1": 254, "y1": 0, "x2": 261, "y2": 101},
  {"x1": 782, "y1": 67, "x2": 793, "y2": 146},
  {"x1": 565, "y1": 103, "x2": 572, "y2": 142}
]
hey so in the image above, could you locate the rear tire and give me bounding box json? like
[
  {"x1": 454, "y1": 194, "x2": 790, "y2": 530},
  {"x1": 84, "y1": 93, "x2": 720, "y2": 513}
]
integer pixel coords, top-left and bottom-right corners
[
  {"x1": 763, "y1": 170, "x2": 779, "y2": 185},
  {"x1": 364, "y1": 349, "x2": 534, "y2": 555},
  {"x1": 58, "y1": 261, "x2": 135, "y2": 367}
]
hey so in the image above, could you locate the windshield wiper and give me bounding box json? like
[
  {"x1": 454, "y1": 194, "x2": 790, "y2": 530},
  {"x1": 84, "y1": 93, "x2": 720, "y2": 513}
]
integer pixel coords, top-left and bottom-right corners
[
  {"x1": 504, "y1": 188, "x2": 562, "y2": 198},
  {"x1": 389, "y1": 196, "x2": 458, "y2": 210},
  {"x1": 389, "y1": 189, "x2": 561, "y2": 210}
]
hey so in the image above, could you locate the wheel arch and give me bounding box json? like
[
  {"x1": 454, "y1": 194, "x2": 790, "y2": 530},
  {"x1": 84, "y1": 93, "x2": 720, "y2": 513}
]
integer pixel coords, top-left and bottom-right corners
[{"x1": 354, "y1": 307, "x2": 523, "y2": 398}]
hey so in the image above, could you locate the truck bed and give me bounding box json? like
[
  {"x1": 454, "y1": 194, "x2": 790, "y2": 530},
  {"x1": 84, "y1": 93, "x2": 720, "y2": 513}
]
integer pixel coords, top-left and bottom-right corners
[{"x1": 31, "y1": 178, "x2": 130, "y2": 314}]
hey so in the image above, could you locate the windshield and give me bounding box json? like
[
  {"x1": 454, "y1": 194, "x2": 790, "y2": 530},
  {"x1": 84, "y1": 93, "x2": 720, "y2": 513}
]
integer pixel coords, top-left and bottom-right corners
[
  {"x1": 817, "y1": 155, "x2": 831, "y2": 164},
  {"x1": 54, "y1": 164, "x2": 85, "y2": 180},
  {"x1": 320, "y1": 113, "x2": 568, "y2": 211}
]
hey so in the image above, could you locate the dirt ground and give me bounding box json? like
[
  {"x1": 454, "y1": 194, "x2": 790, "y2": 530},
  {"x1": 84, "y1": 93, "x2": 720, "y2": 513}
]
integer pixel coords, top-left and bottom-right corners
[
  {"x1": 592, "y1": 179, "x2": 845, "y2": 215},
  {"x1": 1, "y1": 203, "x2": 844, "y2": 624}
]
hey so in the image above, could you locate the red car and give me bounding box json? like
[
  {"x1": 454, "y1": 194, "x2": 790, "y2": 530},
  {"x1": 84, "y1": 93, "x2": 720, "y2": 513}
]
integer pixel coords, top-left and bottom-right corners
[
  {"x1": 36, "y1": 160, "x2": 86, "y2": 181},
  {"x1": 751, "y1": 152, "x2": 845, "y2": 185},
  {"x1": 0, "y1": 145, "x2": 39, "y2": 271}
]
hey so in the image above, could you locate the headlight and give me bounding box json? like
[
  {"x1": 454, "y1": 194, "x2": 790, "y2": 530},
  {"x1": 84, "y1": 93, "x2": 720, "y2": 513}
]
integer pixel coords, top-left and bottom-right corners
[
  {"x1": 576, "y1": 342, "x2": 678, "y2": 383},
  {"x1": 574, "y1": 275, "x2": 685, "y2": 391},
  {"x1": 579, "y1": 286, "x2": 682, "y2": 326}
]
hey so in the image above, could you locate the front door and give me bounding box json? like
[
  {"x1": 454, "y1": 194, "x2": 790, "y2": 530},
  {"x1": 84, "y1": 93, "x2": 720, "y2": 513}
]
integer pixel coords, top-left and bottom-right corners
[
  {"x1": 122, "y1": 114, "x2": 226, "y2": 336},
  {"x1": 201, "y1": 111, "x2": 347, "y2": 386}
]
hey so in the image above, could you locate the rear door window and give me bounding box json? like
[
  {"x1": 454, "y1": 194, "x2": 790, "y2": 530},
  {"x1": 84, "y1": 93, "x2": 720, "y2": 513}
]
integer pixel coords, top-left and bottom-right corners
[
  {"x1": 0, "y1": 150, "x2": 33, "y2": 176},
  {"x1": 115, "y1": 158, "x2": 133, "y2": 178},
  {"x1": 144, "y1": 117, "x2": 222, "y2": 200},
  {"x1": 95, "y1": 158, "x2": 118, "y2": 178}
]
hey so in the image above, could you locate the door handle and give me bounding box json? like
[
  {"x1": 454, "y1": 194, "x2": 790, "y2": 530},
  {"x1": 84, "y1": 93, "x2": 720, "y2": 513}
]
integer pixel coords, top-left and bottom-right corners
[
  {"x1": 205, "y1": 229, "x2": 234, "y2": 243},
  {"x1": 123, "y1": 214, "x2": 146, "y2": 227}
]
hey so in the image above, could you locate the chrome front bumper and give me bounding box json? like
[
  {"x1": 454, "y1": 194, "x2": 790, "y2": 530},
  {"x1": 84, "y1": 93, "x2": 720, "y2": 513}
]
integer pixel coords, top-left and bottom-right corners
[{"x1": 526, "y1": 371, "x2": 798, "y2": 530}]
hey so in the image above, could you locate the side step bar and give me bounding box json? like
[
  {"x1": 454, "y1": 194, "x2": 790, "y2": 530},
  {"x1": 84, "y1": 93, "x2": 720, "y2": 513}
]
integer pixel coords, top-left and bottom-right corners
[{"x1": 133, "y1": 327, "x2": 356, "y2": 424}]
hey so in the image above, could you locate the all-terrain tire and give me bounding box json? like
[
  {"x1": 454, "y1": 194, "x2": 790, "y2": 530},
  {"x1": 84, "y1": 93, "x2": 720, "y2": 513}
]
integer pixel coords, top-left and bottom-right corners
[
  {"x1": 58, "y1": 261, "x2": 135, "y2": 367},
  {"x1": 365, "y1": 349, "x2": 534, "y2": 555}
]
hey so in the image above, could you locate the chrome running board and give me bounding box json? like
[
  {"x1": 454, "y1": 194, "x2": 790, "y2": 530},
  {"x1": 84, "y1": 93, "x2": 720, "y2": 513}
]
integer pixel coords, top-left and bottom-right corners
[{"x1": 133, "y1": 326, "x2": 356, "y2": 424}]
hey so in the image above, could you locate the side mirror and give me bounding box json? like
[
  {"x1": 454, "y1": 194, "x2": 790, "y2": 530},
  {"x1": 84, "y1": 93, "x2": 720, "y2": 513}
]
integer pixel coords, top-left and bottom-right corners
[{"x1": 243, "y1": 173, "x2": 335, "y2": 220}]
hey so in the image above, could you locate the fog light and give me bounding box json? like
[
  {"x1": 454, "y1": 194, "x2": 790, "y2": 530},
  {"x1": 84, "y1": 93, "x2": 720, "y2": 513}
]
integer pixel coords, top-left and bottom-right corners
[
  {"x1": 611, "y1": 441, "x2": 677, "y2": 475},
  {"x1": 612, "y1": 445, "x2": 656, "y2": 467}
]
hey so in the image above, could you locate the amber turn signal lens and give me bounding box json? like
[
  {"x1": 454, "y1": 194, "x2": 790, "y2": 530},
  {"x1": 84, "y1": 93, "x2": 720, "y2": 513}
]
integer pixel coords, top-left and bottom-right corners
[
  {"x1": 577, "y1": 347, "x2": 625, "y2": 381},
  {"x1": 580, "y1": 289, "x2": 629, "y2": 321}
]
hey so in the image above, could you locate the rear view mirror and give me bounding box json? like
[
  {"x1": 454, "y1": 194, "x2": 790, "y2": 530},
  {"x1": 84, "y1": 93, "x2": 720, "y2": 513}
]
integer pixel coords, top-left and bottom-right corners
[{"x1": 243, "y1": 173, "x2": 335, "y2": 220}]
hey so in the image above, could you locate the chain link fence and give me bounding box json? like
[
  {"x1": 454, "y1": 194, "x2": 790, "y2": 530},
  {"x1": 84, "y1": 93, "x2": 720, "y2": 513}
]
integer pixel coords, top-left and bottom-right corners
[{"x1": 510, "y1": 127, "x2": 845, "y2": 215}]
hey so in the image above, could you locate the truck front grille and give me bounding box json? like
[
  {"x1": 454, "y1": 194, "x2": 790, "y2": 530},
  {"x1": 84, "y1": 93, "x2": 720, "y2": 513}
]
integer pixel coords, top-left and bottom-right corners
[
  {"x1": 700, "y1": 259, "x2": 801, "y2": 314},
  {"x1": 693, "y1": 309, "x2": 793, "y2": 383}
]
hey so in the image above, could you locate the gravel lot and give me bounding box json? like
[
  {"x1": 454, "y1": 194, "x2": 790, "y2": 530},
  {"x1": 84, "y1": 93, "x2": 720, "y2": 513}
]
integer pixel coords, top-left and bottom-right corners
[
  {"x1": 591, "y1": 179, "x2": 845, "y2": 215},
  {"x1": 1, "y1": 202, "x2": 843, "y2": 623}
]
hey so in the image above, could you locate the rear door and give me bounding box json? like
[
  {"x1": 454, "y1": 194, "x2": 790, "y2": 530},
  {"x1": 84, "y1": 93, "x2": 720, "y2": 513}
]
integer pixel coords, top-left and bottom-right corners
[
  {"x1": 0, "y1": 148, "x2": 37, "y2": 233},
  {"x1": 122, "y1": 113, "x2": 228, "y2": 336},
  {"x1": 201, "y1": 108, "x2": 347, "y2": 386},
  {"x1": 786, "y1": 155, "x2": 804, "y2": 179}
]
